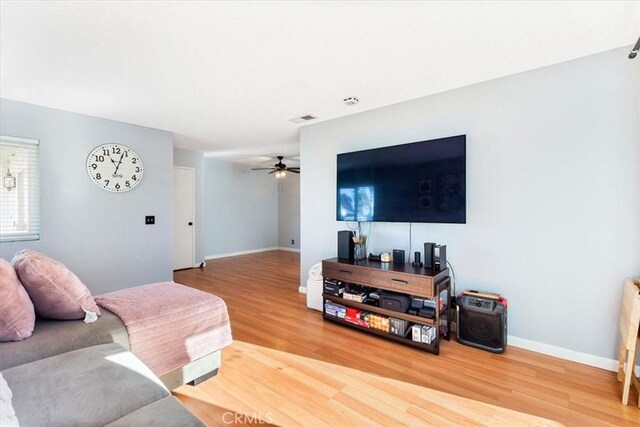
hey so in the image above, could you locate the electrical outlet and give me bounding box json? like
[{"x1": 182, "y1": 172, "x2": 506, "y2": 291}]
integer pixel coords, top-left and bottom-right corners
[
  {"x1": 145, "y1": 216, "x2": 155, "y2": 225},
  {"x1": 291, "y1": 239, "x2": 295, "y2": 245}
]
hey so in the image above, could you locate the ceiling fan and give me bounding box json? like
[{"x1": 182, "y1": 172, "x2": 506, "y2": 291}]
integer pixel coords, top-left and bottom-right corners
[{"x1": 251, "y1": 156, "x2": 300, "y2": 178}]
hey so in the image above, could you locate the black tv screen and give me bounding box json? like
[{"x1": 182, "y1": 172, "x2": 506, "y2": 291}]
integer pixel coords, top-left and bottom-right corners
[{"x1": 336, "y1": 135, "x2": 466, "y2": 223}]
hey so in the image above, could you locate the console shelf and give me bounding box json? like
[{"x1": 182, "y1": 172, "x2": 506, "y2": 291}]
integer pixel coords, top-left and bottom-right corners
[
  {"x1": 322, "y1": 314, "x2": 438, "y2": 354},
  {"x1": 323, "y1": 293, "x2": 436, "y2": 326},
  {"x1": 322, "y1": 257, "x2": 451, "y2": 355}
]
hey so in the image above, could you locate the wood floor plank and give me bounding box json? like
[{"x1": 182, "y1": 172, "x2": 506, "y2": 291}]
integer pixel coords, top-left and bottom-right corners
[{"x1": 173, "y1": 251, "x2": 639, "y2": 426}]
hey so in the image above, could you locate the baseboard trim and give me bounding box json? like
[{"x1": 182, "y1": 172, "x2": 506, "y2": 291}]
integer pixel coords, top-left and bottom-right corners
[
  {"x1": 277, "y1": 247, "x2": 301, "y2": 253},
  {"x1": 294, "y1": 295, "x2": 621, "y2": 371},
  {"x1": 205, "y1": 247, "x2": 278, "y2": 260},
  {"x1": 241, "y1": 273, "x2": 634, "y2": 374},
  {"x1": 507, "y1": 335, "x2": 619, "y2": 372}
]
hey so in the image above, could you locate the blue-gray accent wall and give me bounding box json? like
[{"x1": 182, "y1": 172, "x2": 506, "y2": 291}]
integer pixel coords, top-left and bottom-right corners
[{"x1": 0, "y1": 99, "x2": 174, "y2": 294}]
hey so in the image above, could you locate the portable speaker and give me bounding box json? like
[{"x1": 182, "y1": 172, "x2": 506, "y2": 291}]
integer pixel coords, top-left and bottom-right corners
[
  {"x1": 456, "y1": 291, "x2": 507, "y2": 353},
  {"x1": 337, "y1": 231, "x2": 354, "y2": 259}
]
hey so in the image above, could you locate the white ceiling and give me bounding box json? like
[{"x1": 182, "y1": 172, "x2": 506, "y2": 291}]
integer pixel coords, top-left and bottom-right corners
[{"x1": 1, "y1": 1, "x2": 638, "y2": 164}]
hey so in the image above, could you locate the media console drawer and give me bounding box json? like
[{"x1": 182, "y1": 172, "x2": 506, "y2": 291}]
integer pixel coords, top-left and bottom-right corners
[
  {"x1": 322, "y1": 262, "x2": 370, "y2": 284},
  {"x1": 377, "y1": 273, "x2": 433, "y2": 297},
  {"x1": 323, "y1": 259, "x2": 436, "y2": 297}
]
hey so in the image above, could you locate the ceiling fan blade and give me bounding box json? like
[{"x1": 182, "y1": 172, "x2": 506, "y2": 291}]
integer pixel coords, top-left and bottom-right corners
[
  {"x1": 287, "y1": 167, "x2": 300, "y2": 171},
  {"x1": 268, "y1": 170, "x2": 277, "y2": 174},
  {"x1": 287, "y1": 170, "x2": 300, "y2": 174},
  {"x1": 251, "y1": 167, "x2": 276, "y2": 170}
]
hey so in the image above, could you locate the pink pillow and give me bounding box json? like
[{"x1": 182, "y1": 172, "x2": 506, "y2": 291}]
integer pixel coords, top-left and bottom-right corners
[
  {"x1": 11, "y1": 250, "x2": 100, "y2": 320},
  {"x1": 0, "y1": 258, "x2": 35, "y2": 341}
]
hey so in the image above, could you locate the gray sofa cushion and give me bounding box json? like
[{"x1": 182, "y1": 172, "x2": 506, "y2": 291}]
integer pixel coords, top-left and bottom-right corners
[
  {"x1": 106, "y1": 396, "x2": 203, "y2": 426},
  {"x1": 0, "y1": 308, "x2": 128, "y2": 371},
  {"x1": 2, "y1": 343, "x2": 169, "y2": 426}
]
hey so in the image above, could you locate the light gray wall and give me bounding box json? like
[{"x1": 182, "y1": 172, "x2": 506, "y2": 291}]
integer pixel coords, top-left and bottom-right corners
[
  {"x1": 278, "y1": 173, "x2": 300, "y2": 250},
  {"x1": 0, "y1": 98, "x2": 174, "y2": 294},
  {"x1": 300, "y1": 47, "x2": 640, "y2": 360},
  {"x1": 173, "y1": 147, "x2": 205, "y2": 265},
  {"x1": 204, "y1": 158, "x2": 278, "y2": 257}
]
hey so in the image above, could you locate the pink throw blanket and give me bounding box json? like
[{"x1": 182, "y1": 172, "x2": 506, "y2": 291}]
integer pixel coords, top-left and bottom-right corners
[{"x1": 96, "y1": 282, "x2": 232, "y2": 376}]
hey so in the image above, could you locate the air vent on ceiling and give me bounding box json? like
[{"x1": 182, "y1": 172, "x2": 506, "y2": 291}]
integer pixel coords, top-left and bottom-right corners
[{"x1": 289, "y1": 114, "x2": 318, "y2": 124}]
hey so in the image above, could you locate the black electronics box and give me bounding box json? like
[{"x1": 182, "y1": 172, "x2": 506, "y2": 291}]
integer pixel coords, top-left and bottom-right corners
[
  {"x1": 435, "y1": 244, "x2": 447, "y2": 270},
  {"x1": 379, "y1": 291, "x2": 411, "y2": 313},
  {"x1": 337, "y1": 230, "x2": 355, "y2": 259},
  {"x1": 392, "y1": 249, "x2": 405, "y2": 264},
  {"x1": 418, "y1": 307, "x2": 436, "y2": 319},
  {"x1": 424, "y1": 242, "x2": 435, "y2": 268},
  {"x1": 323, "y1": 278, "x2": 344, "y2": 297},
  {"x1": 389, "y1": 317, "x2": 410, "y2": 337}
]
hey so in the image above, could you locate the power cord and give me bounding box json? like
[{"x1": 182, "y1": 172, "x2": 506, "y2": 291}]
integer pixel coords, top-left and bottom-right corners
[
  {"x1": 446, "y1": 259, "x2": 458, "y2": 325},
  {"x1": 446, "y1": 259, "x2": 457, "y2": 296},
  {"x1": 408, "y1": 222, "x2": 412, "y2": 263},
  {"x1": 345, "y1": 220, "x2": 359, "y2": 232}
]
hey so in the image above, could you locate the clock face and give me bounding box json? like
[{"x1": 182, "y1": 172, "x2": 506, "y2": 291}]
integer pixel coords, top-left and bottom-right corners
[{"x1": 87, "y1": 144, "x2": 143, "y2": 192}]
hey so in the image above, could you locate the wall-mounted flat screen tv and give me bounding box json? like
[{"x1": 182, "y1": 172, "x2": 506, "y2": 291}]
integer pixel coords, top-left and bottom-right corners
[{"x1": 336, "y1": 135, "x2": 466, "y2": 223}]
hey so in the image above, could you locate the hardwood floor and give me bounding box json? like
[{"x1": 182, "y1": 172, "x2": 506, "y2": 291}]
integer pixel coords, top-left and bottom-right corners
[{"x1": 173, "y1": 250, "x2": 639, "y2": 426}]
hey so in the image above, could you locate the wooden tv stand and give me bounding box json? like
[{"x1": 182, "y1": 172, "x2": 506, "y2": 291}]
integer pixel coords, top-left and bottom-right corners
[{"x1": 322, "y1": 257, "x2": 451, "y2": 355}]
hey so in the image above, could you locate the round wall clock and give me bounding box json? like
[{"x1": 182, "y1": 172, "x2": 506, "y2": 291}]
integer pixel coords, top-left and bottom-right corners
[{"x1": 86, "y1": 144, "x2": 143, "y2": 192}]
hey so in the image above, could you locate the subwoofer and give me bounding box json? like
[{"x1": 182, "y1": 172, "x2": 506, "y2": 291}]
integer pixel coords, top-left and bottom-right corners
[{"x1": 456, "y1": 291, "x2": 507, "y2": 353}]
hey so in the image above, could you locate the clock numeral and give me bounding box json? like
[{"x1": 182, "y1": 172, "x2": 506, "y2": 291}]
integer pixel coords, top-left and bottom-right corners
[
  {"x1": 125, "y1": 181, "x2": 131, "y2": 188},
  {"x1": 124, "y1": 151, "x2": 129, "y2": 157},
  {"x1": 115, "y1": 183, "x2": 121, "y2": 190},
  {"x1": 132, "y1": 158, "x2": 137, "y2": 164},
  {"x1": 105, "y1": 179, "x2": 110, "y2": 186},
  {"x1": 91, "y1": 163, "x2": 97, "y2": 170},
  {"x1": 135, "y1": 166, "x2": 140, "y2": 173},
  {"x1": 112, "y1": 147, "x2": 121, "y2": 155},
  {"x1": 132, "y1": 175, "x2": 137, "y2": 181},
  {"x1": 94, "y1": 155, "x2": 105, "y2": 162},
  {"x1": 96, "y1": 173, "x2": 101, "y2": 180},
  {"x1": 102, "y1": 148, "x2": 109, "y2": 156}
]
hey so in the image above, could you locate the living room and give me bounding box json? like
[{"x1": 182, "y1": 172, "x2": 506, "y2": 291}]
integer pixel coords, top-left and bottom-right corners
[{"x1": 1, "y1": 1, "x2": 639, "y2": 426}]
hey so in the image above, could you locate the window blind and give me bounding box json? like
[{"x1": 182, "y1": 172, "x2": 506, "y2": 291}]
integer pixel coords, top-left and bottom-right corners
[{"x1": 0, "y1": 136, "x2": 40, "y2": 242}]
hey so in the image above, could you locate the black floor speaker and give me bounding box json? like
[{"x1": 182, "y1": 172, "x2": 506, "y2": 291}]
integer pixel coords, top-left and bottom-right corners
[
  {"x1": 456, "y1": 291, "x2": 507, "y2": 353},
  {"x1": 337, "y1": 230, "x2": 354, "y2": 259}
]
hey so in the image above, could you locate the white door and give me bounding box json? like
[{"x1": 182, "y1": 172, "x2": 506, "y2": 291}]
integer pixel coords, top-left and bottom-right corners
[{"x1": 173, "y1": 166, "x2": 195, "y2": 270}]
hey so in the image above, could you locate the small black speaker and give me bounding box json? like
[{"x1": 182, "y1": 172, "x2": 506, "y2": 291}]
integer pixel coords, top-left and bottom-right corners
[
  {"x1": 424, "y1": 242, "x2": 435, "y2": 268},
  {"x1": 337, "y1": 231, "x2": 354, "y2": 259},
  {"x1": 411, "y1": 251, "x2": 422, "y2": 268},
  {"x1": 392, "y1": 249, "x2": 405, "y2": 264},
  {"x1": 435, "y1": 244, "x2": 447, "y2": 270},
  {"x1": 456, "y1": 292, "x2": 507, "y2": 353}
]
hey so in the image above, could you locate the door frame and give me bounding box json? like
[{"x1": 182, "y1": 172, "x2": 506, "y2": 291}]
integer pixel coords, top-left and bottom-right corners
[{"x1": 173, "y1": 166, "x2": 196, "y2": 269}]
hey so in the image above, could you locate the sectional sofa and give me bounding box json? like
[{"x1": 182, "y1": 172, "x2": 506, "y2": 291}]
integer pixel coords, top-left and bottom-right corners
[
  {"x1": 0, "y1": 250, "x2": 232, "y2": 426},
  {"x1": 0, "y1": 310, "x2": 207, "y2": 425}
]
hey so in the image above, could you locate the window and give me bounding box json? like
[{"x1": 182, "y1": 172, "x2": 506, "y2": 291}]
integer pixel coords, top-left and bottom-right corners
[{"x1": 0, "y1": 136, "x2": 40, "y2": 242}]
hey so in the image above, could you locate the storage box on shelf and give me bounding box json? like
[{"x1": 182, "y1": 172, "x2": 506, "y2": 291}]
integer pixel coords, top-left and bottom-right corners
[{"x1": 321, "y1": 257, "x2": 451, "y2": 355}]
